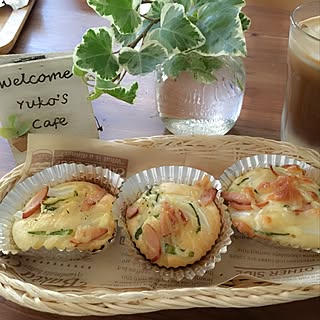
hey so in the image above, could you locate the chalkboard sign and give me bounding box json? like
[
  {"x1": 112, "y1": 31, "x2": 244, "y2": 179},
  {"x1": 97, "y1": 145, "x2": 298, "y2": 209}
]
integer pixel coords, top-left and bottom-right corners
[{"x1": 0, "y1": 53, "x2": 98, "y2": 164}]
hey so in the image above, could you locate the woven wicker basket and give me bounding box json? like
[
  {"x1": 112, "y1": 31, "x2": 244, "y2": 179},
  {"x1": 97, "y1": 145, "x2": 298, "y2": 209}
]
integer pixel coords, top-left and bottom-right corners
[{"x1": 0, "y1": 135, "x2": 319, "y2": 316}]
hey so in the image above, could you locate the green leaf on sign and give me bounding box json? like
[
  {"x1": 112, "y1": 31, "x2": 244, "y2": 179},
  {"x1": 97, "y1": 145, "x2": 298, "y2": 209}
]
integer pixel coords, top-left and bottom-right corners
[
  {"x1": 0, "y1": 114, "x2": 32, "y2": 139},
  {"x1": 196, "y1": 0, "x2": 247, "y2": 56},
  {"x1": 17, "y1": 120, "x2": 32, "y2": 137},
  {"x1": 146, "y1": 3, "x2": 205, "y2": 53},
  {"x1": 0, "y1": 128, "x2": 18, "y2": 139},
  {"x1": 119, "y1": 41, "x2": 168, "y2": 75},
  {"x1": 7, "y1": 114, "x2": 17, "y2": 127},
  {"x1": 74, "y1": 28, "x2": 119, "y2": 80},
  {"x1": 87, "y1": 0, "x2": 141, "y2": 34}
]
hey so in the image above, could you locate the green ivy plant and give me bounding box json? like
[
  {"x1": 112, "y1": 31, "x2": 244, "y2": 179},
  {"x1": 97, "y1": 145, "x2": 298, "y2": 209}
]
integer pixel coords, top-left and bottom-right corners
[
  {"x1": 0, "y1": 115, "x2": 32, "y2": 139},
  {"x1": 73, "y1": 0, "x2": 250, "y2": 103}
]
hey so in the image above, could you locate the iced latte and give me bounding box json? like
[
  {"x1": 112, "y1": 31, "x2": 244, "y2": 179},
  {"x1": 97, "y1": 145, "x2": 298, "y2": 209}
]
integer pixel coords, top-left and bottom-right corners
[{"x1": 281, "y1": 2, "x2": 320, "y2": 151}]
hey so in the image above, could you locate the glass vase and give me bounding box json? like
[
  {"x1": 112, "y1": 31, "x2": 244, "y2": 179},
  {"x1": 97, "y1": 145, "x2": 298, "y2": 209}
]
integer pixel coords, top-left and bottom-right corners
[{"x1": 155, "y1": 56, "x2": 246, "y2": 135}]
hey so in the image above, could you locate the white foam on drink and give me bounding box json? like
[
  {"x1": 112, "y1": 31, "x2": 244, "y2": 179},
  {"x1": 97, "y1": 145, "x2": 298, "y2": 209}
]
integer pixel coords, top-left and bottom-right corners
[
  {"x1": 301, "y1": 16, "x2": 320, "y2": 40},
  {"x1": 290, "y1": 16, "x2": 320, "y2": 68}
]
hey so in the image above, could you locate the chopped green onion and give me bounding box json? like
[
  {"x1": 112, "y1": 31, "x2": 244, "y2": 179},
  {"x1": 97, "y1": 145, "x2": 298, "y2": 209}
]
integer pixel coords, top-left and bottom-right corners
[
  {"x1": 237, "y1": 177, "x2": 249, "y2": 186},
  {"x1": 43, "y1": 191, "x2": 78, "y2": 205},
  {"x1": 46, "y1": 206, "x2": 57, "y2": 211},
  {"x1": 48, "y1": 229, "x2": 73, "y2": 236},
  {"x1": 28, "y1": 231, "x2": 46, "y2": 235},
  {"x1": 189, "y1": 202, "x2": 201, "y2": 233},
  {"x1": 255, "y1": 230, "x2": 290, "y2": 236},
  {"x1": 188, "y1": 251, "x2": 194, "y2": 257},
  {"x1": 27, "y1": 229, "x2": 73, "y2": 236},
  {"x1": 164, "y1": 243, "x2": 176, "y2": 255},
  {"x1": 134, "y1": 227, "x2": 143, "y2": 240}
]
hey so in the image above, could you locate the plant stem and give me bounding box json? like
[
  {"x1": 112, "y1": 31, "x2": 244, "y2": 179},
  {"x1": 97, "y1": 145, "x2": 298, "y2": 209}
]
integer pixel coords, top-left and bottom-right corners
[
  {"x1": 127, "y1": 18, "x2": 160, "y2": 49},
  {"x1": 117, "y1": 70, "x2": 127, "y2": 85},
  {"x1": 140, "y1": 14, "x2": 158, "y2": 22},
  {"x1": 112, "y1": 73, "x2": 121, "y2": 82}
]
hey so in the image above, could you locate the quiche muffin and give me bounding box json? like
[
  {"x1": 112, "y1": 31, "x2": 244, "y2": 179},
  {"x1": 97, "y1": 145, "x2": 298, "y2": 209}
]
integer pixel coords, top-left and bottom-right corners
[
  {"x1": 222, "y1": 164, "x2": 320, "y2": 250},
  {"x1": 12, "y1": 181, "x2": 116, "y2": 252},
  {"x1": 125, "y1": 175, "x2": 222, "y2": 268}
]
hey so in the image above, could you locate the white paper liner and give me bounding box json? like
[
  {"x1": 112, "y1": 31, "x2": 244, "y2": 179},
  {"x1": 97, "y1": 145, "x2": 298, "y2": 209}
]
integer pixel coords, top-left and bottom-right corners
[
  {"x1": 113, "y1": 165, "x2": 233, "y2": 281},
  {"x1": 0, "y1": 163, "x2": 124, "y2": 259},
  {"x1": 219, "y1": 154, "x2": 320, "y2": 253}
]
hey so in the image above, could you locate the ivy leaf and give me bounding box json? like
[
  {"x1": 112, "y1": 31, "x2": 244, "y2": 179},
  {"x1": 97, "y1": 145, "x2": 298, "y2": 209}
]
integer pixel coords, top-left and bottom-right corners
[
  {"x1": 196, "y1": 0, "x2": 247, "y2": 56},
  {"x1": 74, "y1": 28, "x2": 119, "y2": 80},
  {"x1": 175, "y1": 0, "x2": 193, "y2": 11},
  {"x1": 87, "y1": 0, "x2": 141, "y2": 33},
  {"x1": 144, "y1": 0, "x2": 165, "y2": 19},
  {"x1": 119, "y1": 41, "x2": 168, "y2": 75},
  {"x1": 162, "y1": 54, "x2": 187, "y2": 78},
  {"x1": 96, "y1": 77, "x2": 118, "y2": 89},
  {"x1": 72, "y1": 64, "x2": 87, "y2": 77},
  {"x1": 0, "y1": 128, "x2": 18, "y2": 139},
  {"x1": 163, "y1": 52, "x2": 223, "y2": 84},
  {"x1": 111, "y1": 24, "x2": 137, "y2": 46},
  {"x1": 239, "y1": 12, "x2": 251, "y2": 31},
  {"x1": 194, "y1": 0, "x2": 245, "y2": 9},
  {"x1": 146, "y1": 3, "x2": 205, "y2": 53},
  {"x1": 90, "y1": 82, "x2": 138, "y2": 104}
]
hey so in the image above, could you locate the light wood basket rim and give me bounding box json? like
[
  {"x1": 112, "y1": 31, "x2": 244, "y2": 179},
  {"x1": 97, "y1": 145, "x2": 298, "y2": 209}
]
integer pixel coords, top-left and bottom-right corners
[{"x1": 0, "y1": 134, "x2": 319, "y2": 316}]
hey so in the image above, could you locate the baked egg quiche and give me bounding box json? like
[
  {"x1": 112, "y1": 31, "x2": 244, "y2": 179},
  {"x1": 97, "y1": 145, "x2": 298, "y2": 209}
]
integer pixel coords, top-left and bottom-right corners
[
  {"x1": 12, "y1": 181, "x2": 116, "y2": 252},
  {"x1": 125, "y1": 176, "x2": 221, "y2": 268},
  {"x1": 222, "y1": 164, "x2": 320, "y2": 250}
]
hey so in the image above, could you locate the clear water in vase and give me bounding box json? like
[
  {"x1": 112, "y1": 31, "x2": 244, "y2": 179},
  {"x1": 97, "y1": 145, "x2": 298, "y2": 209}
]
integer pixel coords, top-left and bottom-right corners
[{"x1": 156, "y1": 56, "x2": 246, "y2": 135}]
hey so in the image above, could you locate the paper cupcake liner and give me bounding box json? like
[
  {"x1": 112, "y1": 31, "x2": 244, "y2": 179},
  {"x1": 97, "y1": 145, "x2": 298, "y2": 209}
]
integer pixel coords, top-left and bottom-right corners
[
  {"x1": 113, "y1": 165, "x2": 233, "y2": 281},
  {"x1": 219, "y1": 154, "x2": 320, "y2": 253},
  {"x1": 0, "y1": 163, "x2": 124, "y2": 259}
]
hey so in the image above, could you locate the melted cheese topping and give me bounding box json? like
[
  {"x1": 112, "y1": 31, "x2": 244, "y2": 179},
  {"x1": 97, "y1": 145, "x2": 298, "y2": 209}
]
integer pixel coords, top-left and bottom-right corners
[
  {"x1": 126, "y1": 177, "x2": 221, "y2": 268},
  {"x1": 224, "y1": 165, "x2": 320, "y2": 249},
  {"x1": 12, "y1": 181, "x2": 116, "y2": 251}
]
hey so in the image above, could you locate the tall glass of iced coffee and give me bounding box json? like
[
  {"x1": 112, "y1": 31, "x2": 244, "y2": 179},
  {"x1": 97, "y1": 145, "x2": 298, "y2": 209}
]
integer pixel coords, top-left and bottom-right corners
[{"x1": 281, "y1": 1, "x2": 320, "y2": 151}]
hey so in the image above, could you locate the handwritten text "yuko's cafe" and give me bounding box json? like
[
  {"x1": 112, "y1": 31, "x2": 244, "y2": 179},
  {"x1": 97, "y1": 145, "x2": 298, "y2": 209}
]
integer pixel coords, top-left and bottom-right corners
[{"x1": 0, "y1": 70, "x2": 73, "y2": 131}]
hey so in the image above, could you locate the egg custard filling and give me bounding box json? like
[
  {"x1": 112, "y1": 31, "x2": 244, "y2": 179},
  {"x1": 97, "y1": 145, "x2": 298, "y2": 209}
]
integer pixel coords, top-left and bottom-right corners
[
  {"x1": 125, "y1": 176, "x2": 221, "y2": 268},
  {"x1": 12, "y1": 181, "x2": 116, "y2": 252},
  {"x1": 222, "y1": 164, "x2": 320, "y2": 250}
]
